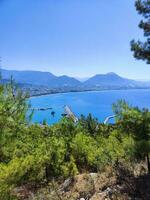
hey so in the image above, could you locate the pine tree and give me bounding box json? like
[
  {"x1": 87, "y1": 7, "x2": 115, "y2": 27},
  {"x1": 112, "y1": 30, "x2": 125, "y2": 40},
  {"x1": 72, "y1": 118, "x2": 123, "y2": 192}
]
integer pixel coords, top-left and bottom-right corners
[
  {"x1": 131, "y1": 0, "x2": 150, "y2": 63},
  {"x1": 113, "y1": 100, "x2": 150, "y2": 174}
]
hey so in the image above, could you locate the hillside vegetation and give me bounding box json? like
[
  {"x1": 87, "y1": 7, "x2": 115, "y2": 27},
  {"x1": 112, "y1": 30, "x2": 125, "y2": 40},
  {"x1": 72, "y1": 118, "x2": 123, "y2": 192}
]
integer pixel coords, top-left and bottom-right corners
[{"x1": 0, "y1": 80, "x2": 150, "y2": 200}]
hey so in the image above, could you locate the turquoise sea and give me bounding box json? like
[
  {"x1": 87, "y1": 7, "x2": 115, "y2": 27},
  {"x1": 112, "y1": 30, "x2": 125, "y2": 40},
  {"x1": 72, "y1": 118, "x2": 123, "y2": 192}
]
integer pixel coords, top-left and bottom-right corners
[{"x1": 29, "y1": 89, "x2": 150, "y2": 124}]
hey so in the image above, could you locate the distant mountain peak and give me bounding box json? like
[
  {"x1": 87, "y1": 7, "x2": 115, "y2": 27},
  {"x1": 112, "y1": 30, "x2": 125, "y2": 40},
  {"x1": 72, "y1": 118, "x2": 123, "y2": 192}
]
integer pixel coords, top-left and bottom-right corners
[
  {"x1": 106, "y1": 72, "x2": 118, "y2": 76},
  {"x1": 94, "y1": 72, "x2": 118, "y2": 77},
  {"x1": 84, "y1": 72, "x2": 137, "y2": 87}
]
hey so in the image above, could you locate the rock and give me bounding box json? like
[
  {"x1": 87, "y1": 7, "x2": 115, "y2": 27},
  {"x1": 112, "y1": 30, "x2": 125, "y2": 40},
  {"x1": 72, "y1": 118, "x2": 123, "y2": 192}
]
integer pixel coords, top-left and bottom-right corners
[
  {"x1": 105, "y1": 187, "x2": 113, "y2": 195},
  {"x1": 61, "y1": 177, "x2": 73, "y2": 191},
  {"x1": 90, "y1": 173, "x2": 98, "y2": 184}
]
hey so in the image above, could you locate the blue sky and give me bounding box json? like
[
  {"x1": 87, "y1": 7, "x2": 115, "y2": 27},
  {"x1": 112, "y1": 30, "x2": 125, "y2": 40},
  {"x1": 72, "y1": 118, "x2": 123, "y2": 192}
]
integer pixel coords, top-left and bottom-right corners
[{"x1": 0, "y1": 0, "x2": 150, "y2": 79}]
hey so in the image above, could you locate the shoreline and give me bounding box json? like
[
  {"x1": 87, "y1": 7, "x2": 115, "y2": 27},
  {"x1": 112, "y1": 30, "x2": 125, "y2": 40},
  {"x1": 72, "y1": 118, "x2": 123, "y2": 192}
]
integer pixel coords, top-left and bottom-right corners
[
  {"x1": 29, "y1": 89, "x2": 93, "y2": 98},
  {"x1": 29, "y1": 87, "x2": 150, "y2": 98}
]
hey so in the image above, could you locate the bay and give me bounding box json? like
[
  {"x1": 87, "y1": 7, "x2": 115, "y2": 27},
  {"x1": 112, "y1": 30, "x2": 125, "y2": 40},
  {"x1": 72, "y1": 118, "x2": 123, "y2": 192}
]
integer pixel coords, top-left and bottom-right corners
[{"x1": 29, "y1": 89, "x2": 150, "y2": 124}]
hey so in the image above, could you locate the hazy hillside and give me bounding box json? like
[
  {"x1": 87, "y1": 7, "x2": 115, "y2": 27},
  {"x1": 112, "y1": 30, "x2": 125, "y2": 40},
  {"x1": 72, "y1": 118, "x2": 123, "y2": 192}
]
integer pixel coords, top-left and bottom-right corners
[
  {"x1": 52, "y1": 75, "x2": 81, "y2": 87},
  {"x1": 1, "y1": 69, "x2": 150, "y2": 91},
  {"x1": 1, "y1": 69, "x2": 56, "y2": 86},
  {"x1": 1, "y1": 69, "x2": 81, "y2": 87},
  {"x1": 84, "y1": 72, "x2": 138, "y2": 87}
]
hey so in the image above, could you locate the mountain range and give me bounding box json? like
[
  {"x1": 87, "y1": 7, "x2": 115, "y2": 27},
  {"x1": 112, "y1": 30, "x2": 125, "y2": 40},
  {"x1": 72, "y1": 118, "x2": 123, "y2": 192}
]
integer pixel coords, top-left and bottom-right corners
[
  {"x1": 1, "y1": 69, "x2": 150, "y2": 95},
  {"x1": 1, "y1": 69, "x2": 80, "y2": 87}
]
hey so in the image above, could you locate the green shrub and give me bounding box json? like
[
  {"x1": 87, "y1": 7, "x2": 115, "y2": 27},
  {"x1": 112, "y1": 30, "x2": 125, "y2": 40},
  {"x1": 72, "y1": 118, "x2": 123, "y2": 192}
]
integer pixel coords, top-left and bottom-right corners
[{"x1": 0, "y1": 80, "x2": 149, "y2": 198}]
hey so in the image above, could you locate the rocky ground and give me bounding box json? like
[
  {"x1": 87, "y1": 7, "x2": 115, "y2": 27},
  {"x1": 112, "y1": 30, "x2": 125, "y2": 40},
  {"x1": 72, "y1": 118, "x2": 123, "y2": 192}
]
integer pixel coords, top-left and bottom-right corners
[{"x1": 13, "y1": 163, "x2": 150, "y2": 200}]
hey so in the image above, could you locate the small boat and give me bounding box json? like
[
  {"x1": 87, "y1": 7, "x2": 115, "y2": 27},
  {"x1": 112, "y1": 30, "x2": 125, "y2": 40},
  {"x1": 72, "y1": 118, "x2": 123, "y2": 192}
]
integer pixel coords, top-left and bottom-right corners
[
  {"x1": 61, "y1": 113, "x2": 67, "y2": 117},
  {"x1": 31, "y1": 107, "x2": 52, "y2": 111}
]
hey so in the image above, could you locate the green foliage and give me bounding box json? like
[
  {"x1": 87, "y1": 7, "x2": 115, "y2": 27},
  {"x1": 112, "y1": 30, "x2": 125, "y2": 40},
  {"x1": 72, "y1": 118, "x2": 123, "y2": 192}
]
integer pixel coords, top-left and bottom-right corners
[
  {"x1": 131, "y1": 0, "x2": 150, "y2": 63},
  {"x1": 71, "y1": 132, "x2": 98, "y2": 170},
  {"x1": 0, "y1": 80, "x2": 149, "y2": 198},
  {"x1": 113, "y1": 100, "x2": 150, "y2": 173},
  {"x1": 78, "y1": 113, "x2": 99, "y2": 136}
]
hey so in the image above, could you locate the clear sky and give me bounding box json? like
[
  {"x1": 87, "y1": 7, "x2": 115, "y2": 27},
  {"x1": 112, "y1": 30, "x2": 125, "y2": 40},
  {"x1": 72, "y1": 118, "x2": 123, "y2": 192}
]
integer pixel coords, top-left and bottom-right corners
[{"x1": 0, "y1": 0, "x2": 150, "y2": 79}]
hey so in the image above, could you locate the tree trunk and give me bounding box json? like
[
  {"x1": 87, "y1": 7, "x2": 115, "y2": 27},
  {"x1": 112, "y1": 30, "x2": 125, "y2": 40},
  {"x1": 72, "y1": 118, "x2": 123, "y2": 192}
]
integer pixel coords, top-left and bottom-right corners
[{"x1": 146, "y1": 154, "x2": 150, "y2": 174}]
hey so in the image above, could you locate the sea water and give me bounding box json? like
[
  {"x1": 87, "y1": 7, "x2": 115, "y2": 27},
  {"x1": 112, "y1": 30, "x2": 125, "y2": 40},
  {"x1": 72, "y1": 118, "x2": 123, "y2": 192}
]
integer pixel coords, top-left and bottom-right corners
[{"x1": 29, "y1": 89, "x2": 150, "y2": 124}]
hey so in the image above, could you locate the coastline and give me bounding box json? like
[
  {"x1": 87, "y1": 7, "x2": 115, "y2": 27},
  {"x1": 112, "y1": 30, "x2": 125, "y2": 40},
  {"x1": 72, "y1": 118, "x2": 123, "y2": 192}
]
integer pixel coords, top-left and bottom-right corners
[{"x1": 29, "y1": 87, "x2": 150, "y2": 98}]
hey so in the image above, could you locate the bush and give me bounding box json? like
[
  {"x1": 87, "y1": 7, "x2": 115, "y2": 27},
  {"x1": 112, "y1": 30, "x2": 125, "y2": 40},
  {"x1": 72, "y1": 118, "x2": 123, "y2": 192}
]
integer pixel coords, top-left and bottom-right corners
[{"x1": 0, "y1": 81, "x2": 149, "y2": 198}]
